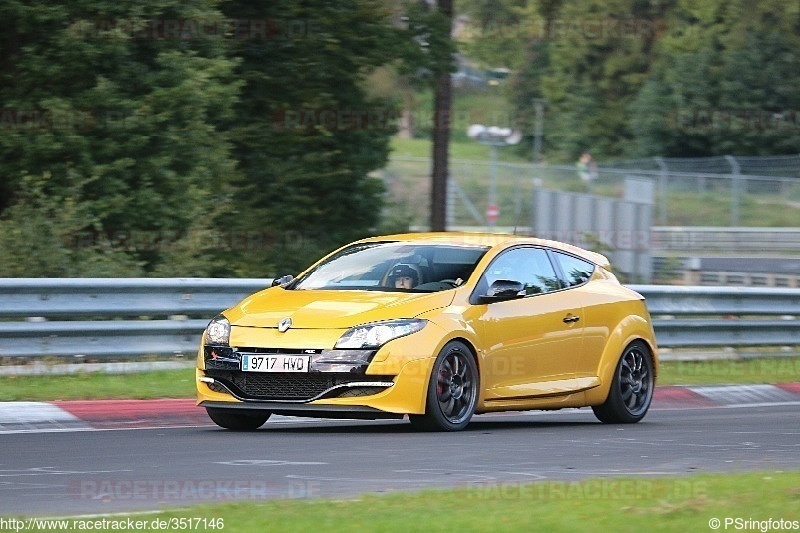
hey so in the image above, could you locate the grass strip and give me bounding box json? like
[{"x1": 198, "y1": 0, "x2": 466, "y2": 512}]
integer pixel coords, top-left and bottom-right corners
[
  {"x1": 0, "y1": 356, "x2": 798, "y2": 401},
  {"x1": 21, "y1": 471, "x2": 798, "y2": 532},
  {"x1": 0, "y1": 369, "x2": 196, "y2": 401},
  {"x1": 657, "y1": 356, "x2": 800, "y2": 386}
]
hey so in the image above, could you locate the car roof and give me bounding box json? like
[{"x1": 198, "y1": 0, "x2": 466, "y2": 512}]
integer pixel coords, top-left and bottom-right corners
[{"x1": 356, "y1": 232, "x2": 611, "y2": 269}]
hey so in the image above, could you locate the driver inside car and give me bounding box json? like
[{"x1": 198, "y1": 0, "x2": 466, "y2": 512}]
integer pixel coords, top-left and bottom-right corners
[{"x1": 388, "y1": 264, "x2": 419, "y2": 289}]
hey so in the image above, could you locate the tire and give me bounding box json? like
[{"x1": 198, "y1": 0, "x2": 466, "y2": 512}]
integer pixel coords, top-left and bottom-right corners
[
  {"x1": 409, "y1": 341, "x2": 478, "y2": 432},
  {"x1": 206, "y1": 407, "x2": 271, "y2": 431},
  {"x1": 592, "y1": 340, "x2": 654, "y2": 424}
]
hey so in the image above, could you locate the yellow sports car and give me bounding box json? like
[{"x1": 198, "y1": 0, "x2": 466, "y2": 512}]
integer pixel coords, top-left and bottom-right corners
[{"x1": 197, "y1": 233, "x2": 657, "y2": 431}]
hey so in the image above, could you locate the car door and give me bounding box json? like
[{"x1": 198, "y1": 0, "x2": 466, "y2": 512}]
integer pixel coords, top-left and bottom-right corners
[
  {"x1": 551, "y1": 250, "x2": 616, "y2": 381},
  {"x1": 472, "y1": 246, "x2": 585, "y2": 400}
]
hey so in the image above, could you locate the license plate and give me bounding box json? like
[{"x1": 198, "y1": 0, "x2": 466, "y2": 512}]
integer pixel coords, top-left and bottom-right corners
[{"x1": 241, "y1": 355, "x2": 310, "y2": 373}]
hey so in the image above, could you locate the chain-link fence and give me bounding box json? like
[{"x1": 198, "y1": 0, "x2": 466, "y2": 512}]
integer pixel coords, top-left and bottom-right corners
[{"x1": 380, "y1": 155, "x2": 800, "y2": 230}]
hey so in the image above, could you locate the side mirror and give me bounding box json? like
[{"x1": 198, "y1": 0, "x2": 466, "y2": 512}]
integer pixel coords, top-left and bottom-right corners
[
  {"x1": 271, "y1": 275, "x2": 294, "y2": 287},
  {"x1": 478, "y1": 279, "x2": 525, "y2": 303}
]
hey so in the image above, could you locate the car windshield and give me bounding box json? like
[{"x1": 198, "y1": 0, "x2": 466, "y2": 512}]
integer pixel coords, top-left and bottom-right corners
[{"x1": 289, "y1": 241, "x2": 489, "y2": 292}]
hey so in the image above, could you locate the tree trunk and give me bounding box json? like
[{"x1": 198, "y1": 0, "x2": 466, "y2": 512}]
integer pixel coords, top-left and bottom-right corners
[{"x1": 430, "y1": 0, "x2": 453, "y2": 232}]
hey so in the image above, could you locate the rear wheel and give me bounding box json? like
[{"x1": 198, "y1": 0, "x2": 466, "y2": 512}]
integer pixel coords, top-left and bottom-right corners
[
  {"x1": 592, "y1": 340, "x2": 654, "y2": 424},
  {"x1": 205, "y1": 407, "x2": 271, "y2": 430},
  {"x1": 409, "y1": 341, "x2": 478, "y2": 432}
]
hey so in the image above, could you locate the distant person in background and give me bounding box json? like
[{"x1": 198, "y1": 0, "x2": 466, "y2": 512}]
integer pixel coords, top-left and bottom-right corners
[{"x1": 577, "y1": 151, "x2": 598, "y2": 192}]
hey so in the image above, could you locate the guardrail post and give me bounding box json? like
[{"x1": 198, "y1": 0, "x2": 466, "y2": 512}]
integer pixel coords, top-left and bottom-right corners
[
  {"x1": 725, "y1": 155, "x2": 741, "y2": 226},
  {"x1": 654, "y1": 157, "x2": 668, "y2": 225}
]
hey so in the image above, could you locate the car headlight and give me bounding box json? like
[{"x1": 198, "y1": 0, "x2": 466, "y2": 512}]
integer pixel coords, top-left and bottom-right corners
[
  {"x1": 335, "y1": 319, "x2": 427, "y2": 349},
  {"x1": 205, "y1": 314, "x2": 231, "y2": 346}
]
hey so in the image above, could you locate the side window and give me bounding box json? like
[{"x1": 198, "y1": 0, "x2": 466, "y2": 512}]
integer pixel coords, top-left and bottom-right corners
[
  {"x1": 483, "y1": 247, "x2": 561, "y2": 295},
  {"x1": 554, "y1": 252, "x2": 595, "y2": 287}
]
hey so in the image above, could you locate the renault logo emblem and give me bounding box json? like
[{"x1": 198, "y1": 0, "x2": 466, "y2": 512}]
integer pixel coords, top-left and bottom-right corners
[{"x1": 278, "y1": 318, "x2": 292, "y2": 332}]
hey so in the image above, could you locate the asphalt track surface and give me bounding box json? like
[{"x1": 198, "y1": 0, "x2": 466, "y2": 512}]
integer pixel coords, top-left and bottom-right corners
[{"x1": 2, "y1": 404, "x2": 799, "y2": 517}]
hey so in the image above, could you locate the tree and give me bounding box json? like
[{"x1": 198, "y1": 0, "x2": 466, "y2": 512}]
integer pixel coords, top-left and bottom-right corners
[
  {"x1": 463, "y1": 0, "x2": 800, "y2": 160},
  {"x1": 0, "y1": 0, "x2": 240, "y2": 274},
  {"x1": 631, "y1": 1, "x2": 800, "y2": 157},
  {"x1": 0, "y1": 172, "x2": 144, "y2": 277},
  {"x1": 430, "y1": 0, "x2": 455, "y2": 231},
  {"x1": 531, "y1": 0, "x2": 667, "y2": 161},
  {"x1": 1, "y1": 1, "x2": 450, "y2": 277},
  {"x1": 458, "y1": 0, "x2": 668, "y2": 162},
  {"x1": 218, "y1": 1, "x2": 416, "y2": 275},
  {"x1": 459, "y1": 0, "x2": 532, "y2": 71}
]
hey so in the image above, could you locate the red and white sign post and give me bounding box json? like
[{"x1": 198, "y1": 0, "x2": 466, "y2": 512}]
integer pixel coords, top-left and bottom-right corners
[{"x1": 486, "y1": 204, "x2": 500, "y2": 227}]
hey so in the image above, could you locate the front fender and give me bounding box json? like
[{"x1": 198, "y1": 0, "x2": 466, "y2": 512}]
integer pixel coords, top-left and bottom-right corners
[
  {"x1": 366, "y1": 309, "x2": 481, "y2": 413},
  {"x1": 369, "y1": 306, "x2": 480, "y2": 367}
]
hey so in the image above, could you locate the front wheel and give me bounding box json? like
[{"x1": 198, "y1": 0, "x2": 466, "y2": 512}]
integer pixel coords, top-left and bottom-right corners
[
  {"x1": 592, "y1": 340, "x2": 654, "y2": 424},
  {"x1": 409, "y1": 341, "x2": 478, "y2": 432},
  {"x1": 206, "y1": 407, "x2": 271, "y2": 430}
]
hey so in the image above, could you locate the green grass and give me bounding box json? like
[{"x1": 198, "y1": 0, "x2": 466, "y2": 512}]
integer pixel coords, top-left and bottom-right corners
[
  {"x1": 391, "y1": 85, "x2": 531, "y2": 163},
  {"x1": 391, "y1": 133, "x2": 530, "y2": 163},
  {"x1": 18, "y1": 471, "x2": 798, "y2": 531},
  {"x1": 1, "y1": 356, "x2": 799, "y2": 402},
  {"x1": 388, "y1": 133, "x2": 800, "y2": 229},
  {"x1": 393, "y1": 136, "x2": 506, "y2": 160},
  {"x1": 0, "y1": 368, "x2": 196, "y2": 401},
  {"x1": 384, "y1": 153, "x2": 800, "y2": 228},
  {"x1": 386, "y1": 84, "x2": 800, "y2": 228},
  {"x1": 661, "y1": 190, "x2": 800, "y2": 227},
  {"x1": 657, "y1": 356, "x2": 800, "y2": 386}
]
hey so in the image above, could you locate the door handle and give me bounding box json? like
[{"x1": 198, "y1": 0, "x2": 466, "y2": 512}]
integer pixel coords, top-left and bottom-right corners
[{"x1": 562, "y1": 315, "x2": 580, "y2": 323}]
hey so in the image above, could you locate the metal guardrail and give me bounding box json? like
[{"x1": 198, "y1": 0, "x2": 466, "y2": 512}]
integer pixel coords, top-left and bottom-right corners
[
  {"x1": 628, "y1": 284, "x2": 800, "y2": 348},
  {"x1": 0, "y1": 278, "x2": 271, "y2": 359},
  {"x1": 627, "y1": 285, "x2": 800, "y2": 316},
  {"x1": 648, "y1": 319, "x2": 800, "y2": 348},
  {"x1": 650, "y1": 227, "x2": 800, "y2": 255},
  {"x1": 0, "y1": 278, "x2": 269, "y2": 318},
  {"x1": 0, "y1": 279, "x2": 798, "y2": 359}
]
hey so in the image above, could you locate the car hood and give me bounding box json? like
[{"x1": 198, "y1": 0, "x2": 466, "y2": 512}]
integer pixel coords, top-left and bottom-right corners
[{"x1": 226, "y1": 288, "x2": 456, "y2": 330}]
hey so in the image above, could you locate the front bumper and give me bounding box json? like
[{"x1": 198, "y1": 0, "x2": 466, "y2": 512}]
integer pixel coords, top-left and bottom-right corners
[
  {"x1": 199, "y1": 400, "x2": 404, "y2": 420},
  {"x1": 196, "y1": 323, "x2": 445, "y2": 416},
  {"x1": 201, "y1": 345, "x2": 394, "y2": 402}
]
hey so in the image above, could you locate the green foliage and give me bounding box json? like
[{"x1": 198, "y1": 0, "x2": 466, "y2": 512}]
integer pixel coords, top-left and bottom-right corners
[
  {"x1": 408, "y1": 85, "x2": 515, "y2": 142},
  {"x1": 462, "y1": 0, "x2": 800, "y2": 161},
  {"x1": 459, "y1": 0, "x2": 670, "y2": 162},
  {"x1": 0, "y1": 173, "x2": 145, "y2": 277},
  {"x1": 215, "y1": 0, "x2": 455, "y2": 276},
  {"x1": 0, "y1": 0, "x2": 240, "y2": 274},
  {"x1": 7, "y1": 0, "x2": 799, "y2": 278},
  {"x1": 459, "y1": 0, "x2": 531, "y2": 71},
  {"x1": 395, "y1": 0, "x2": 459, "y2": 84},
  {"x1": 0, "y1": 1, "x2": 442, "y2": 277},
  {"x1": 631, "y1": 1, "x2": 800, "y2": 157}
]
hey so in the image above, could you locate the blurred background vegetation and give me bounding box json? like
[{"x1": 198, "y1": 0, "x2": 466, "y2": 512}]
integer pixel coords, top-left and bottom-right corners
[{"x1": 1, "y1": 0, "x2": 799, "y2": 278}]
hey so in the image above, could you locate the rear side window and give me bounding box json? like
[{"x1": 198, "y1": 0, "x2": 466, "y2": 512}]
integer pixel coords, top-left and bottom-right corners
[{"x1": 554, "y1": 252, "x2": 595, "y2": 287}]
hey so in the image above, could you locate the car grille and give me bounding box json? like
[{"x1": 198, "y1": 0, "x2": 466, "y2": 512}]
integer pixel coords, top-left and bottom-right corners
[
  {"x1": 205, "y1": 380, "x2": 228, "y2": 394},
  {"x1": 204, "y1": 369, "x2": 392, "y2": 401},
  {"x1": 336, "y1": 387, "x2": 390, "y2": 398},
  {"x1": 204, "y1": 346, "x2": 377, "y2": 375}
]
